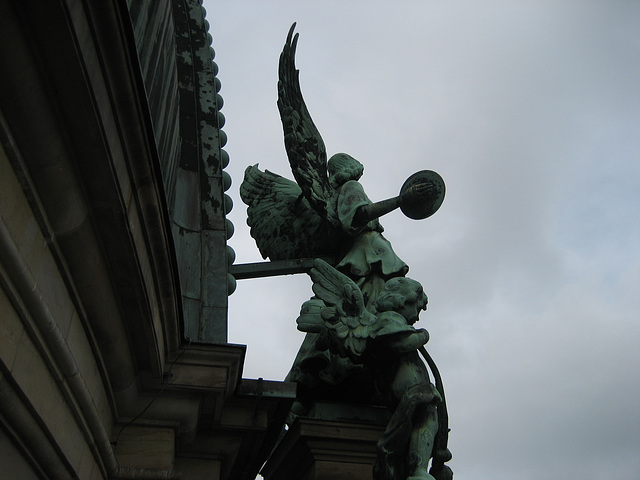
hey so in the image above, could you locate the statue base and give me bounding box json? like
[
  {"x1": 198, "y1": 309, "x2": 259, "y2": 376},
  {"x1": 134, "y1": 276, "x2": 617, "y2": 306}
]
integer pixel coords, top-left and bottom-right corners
[{"x1": 261, "y1": 402, "x2": 389, "y2": 480}]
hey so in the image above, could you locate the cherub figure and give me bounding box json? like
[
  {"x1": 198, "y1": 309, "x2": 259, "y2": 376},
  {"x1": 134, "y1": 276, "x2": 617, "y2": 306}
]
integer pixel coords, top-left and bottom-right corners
[{"x1": 299, "y1": 259, "x2": 452, "y2": 480}]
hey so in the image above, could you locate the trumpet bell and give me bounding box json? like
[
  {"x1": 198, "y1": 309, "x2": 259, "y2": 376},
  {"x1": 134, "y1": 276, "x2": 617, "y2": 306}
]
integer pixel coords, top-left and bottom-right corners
[{"x1": 399, "y1": 170, "x2": 446, "y2": 220}]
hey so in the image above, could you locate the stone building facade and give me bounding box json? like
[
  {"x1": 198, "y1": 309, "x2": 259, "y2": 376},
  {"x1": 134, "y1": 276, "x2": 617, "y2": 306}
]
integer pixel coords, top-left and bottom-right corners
[{"x1": 0, "y1": 1, "x2": 294, "y2": 478}]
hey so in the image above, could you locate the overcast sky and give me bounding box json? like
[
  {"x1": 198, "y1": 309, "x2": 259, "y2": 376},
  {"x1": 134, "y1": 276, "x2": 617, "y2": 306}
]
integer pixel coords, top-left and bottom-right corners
[{"x1": 204, "y1": 2, "x2": 639, "y2": 478}]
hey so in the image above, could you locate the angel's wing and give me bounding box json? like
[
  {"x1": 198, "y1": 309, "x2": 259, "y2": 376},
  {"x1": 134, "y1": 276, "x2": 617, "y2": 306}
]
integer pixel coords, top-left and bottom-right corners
[
  {"x1": 239, "y1": 165, "x2": 342, "y2": 261},
  {"x1": 278, "y1": 24, "x2": 337, "y2": 226},
  {"x1": 301, "y1": 258, "x2": 378, "y2": 361}
]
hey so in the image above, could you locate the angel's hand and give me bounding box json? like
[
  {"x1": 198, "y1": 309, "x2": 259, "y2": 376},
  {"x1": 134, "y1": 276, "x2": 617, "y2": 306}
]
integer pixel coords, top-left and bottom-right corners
[
  {"x1": 400, "y1": 181, "x2": 434, "y2": 206},
  {"x1": 385, "y1": 328, "x2": 430, "y2": 353},
  {"x1": 415, "y1": 328, "x2": 430, "y2": 345}
]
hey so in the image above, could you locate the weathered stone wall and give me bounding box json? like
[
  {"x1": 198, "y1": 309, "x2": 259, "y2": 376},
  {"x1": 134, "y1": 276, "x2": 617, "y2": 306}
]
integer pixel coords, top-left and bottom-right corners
[
  {"x1": 0, "y1": 124, "x2": 108, "y2": 479},
  {"x1": 0, "y1": 2, "x2": 288, "y2": 479},
  {"x1": 127, "y1": 0, "x2": 235, "y2": 343},
  {"x1": 127, "y1": 0, "x2": 181, "y2": 211},
  {"x1": 0, "y1": 1, "x2": 181, "y2": 476}
]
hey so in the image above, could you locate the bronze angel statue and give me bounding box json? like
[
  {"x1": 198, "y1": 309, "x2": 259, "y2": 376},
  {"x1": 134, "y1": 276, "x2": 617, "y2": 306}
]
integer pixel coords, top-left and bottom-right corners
[
  {"x1": 240, "y1": 23, "x2": 445, "y2": 308},
  {"x1": 300, "y1": 258, "x2": 452, "y2": 480},
  {"x1": 240, "y1": 24, "x2": 451, "y2": 480}
]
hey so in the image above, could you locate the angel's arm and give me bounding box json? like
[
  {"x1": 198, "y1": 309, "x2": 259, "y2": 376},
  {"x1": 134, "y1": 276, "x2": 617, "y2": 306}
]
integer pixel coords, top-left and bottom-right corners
[
  {"x1": 371, "y1": 311, "x2": 430, "y2": 354},
  {"x1": 353, "y1": 182, "x2": 435, "y2": 227},
  {"x1": 381, "y1": 328, "x2": 430, "y2": 354}
]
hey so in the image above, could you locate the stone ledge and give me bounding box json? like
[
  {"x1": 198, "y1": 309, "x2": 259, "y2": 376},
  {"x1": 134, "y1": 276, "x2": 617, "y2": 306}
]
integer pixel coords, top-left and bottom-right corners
[{"x1": 262, "y1": 403, "x2": 389, "y2": 480}]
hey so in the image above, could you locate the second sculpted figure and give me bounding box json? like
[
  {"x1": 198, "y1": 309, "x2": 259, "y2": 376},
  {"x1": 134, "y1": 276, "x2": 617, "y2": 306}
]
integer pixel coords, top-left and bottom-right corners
[{"x1": 300, "y1": 259, "x2": 452, "y2": 480}]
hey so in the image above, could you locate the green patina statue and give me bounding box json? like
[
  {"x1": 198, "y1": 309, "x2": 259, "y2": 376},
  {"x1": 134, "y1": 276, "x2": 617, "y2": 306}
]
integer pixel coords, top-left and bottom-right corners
[
  {"x1": 302, "y1": 259, "x2": 452, "y2": 480},
  {"x1": 240, "y1": 24, "x2": 451, "y2": 480}
]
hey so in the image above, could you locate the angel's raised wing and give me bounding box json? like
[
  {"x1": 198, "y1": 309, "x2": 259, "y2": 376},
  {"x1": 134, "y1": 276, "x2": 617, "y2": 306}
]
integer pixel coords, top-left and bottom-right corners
[
  {"x1": 298, "y1": 258, "x2": 378, "y2": 361},
  {"x1": 239, "y1": 165, "x2": 342, "y2": 261},
  {"x1": 278, "y1": 24, "x2": 337, "y2": 226}
]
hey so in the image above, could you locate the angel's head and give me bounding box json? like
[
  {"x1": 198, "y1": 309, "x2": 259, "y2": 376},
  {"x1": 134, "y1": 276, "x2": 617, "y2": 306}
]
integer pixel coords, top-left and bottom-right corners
[
  {"x1": 328, "y1": 153, "x2": 364, "y2": 188},
  {"x1": 376, "y1": 277, "x2": 428, "y2": 325}
]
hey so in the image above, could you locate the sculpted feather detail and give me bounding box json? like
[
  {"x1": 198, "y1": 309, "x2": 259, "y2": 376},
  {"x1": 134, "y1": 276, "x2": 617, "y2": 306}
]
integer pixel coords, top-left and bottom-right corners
[
  {"x1": 298, "y1": 259, "x2": 417, "y2": 362},
  {"x1": 278, "y1": 24, "x2": 338, "y2": 226},
  {"x1": 240, "y1": 24, "x2": 349, "y2": 261},
  {"x1": 239, "y1": 165, "x2": 341, "y2": 260}
]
